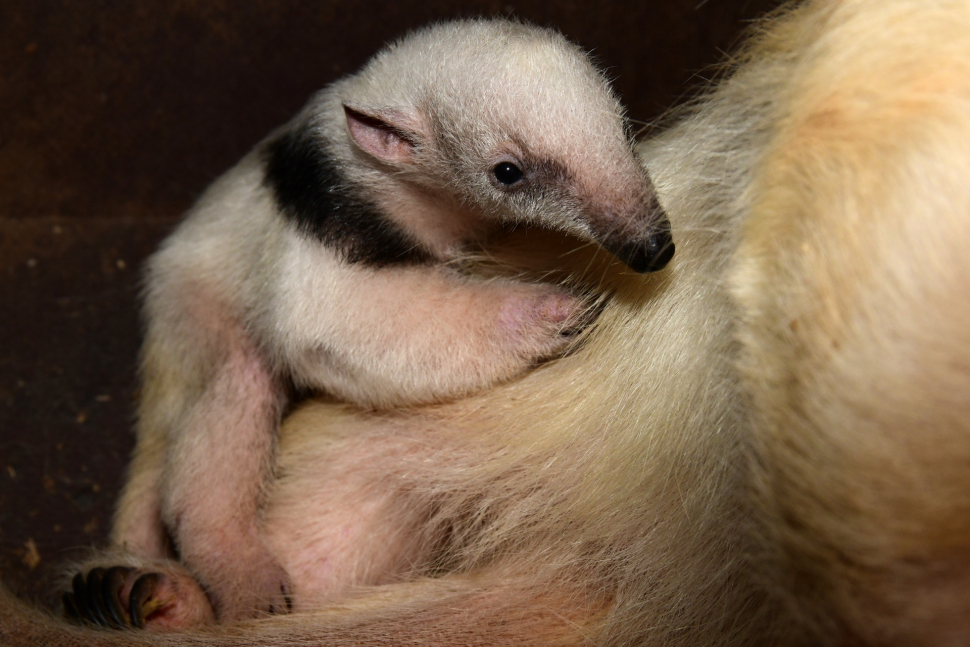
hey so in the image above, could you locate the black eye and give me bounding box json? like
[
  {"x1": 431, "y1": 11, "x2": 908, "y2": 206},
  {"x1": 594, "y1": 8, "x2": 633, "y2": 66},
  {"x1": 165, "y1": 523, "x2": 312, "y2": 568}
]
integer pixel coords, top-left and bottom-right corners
[{"x1": 493, "y1": 162, "x2": 524, "y2": 186}]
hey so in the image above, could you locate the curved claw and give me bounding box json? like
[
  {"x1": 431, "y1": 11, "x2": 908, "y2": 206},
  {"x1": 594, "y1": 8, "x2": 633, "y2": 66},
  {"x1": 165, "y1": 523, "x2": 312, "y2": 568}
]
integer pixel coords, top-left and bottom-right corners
[
  {"x1": 83, "y1": 567, "x2": 110, "y2": 627},
  {"x1": 63, "y1": 565, "x2": 149, "y2": 630},
  {"x1": 128, "y1": 572, "x2": 161, "y2": 630},
  {"x1": 62, "y1": 590, "x2": 80, "y2": 622},
  {"x1": 68, "y1": 572, "x2": 86, "y2": 623},
  {"x1": 64, "y1": 566, "x2": 210, "y2": 630},
  {"x1": 69, "y1": 570, "x2": 105, "y2": 627},
  {"x1": 101, "y1": 566, "x2": 133, "y2": 628},
  {"x1": 267, "y1": 583, "x2": 294, "y2": 615}
]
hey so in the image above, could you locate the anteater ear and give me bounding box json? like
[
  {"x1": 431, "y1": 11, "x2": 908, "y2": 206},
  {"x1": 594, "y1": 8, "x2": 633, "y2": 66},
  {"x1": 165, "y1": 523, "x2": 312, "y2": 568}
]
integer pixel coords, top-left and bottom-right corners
[{"x1": 343, "y1": 104, "x2": 425, "y2": 165}]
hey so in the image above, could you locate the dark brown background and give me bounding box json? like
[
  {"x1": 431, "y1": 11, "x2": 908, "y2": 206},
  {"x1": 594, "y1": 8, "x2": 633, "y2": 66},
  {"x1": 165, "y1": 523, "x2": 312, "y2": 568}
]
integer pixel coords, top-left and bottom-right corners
[{"x1": 0, "y1": 0, "x2": 781, "y2": 603}]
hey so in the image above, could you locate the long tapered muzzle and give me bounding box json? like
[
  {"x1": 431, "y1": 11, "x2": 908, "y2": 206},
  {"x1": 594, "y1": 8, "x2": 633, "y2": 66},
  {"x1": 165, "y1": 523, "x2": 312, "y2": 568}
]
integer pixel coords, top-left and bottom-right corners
[
  {"x1": 581, "y1": 169, "x2": 675, "y2": 273},
  {"x1": 586, "y1": 171, "x2": 675, "y2": 273}
]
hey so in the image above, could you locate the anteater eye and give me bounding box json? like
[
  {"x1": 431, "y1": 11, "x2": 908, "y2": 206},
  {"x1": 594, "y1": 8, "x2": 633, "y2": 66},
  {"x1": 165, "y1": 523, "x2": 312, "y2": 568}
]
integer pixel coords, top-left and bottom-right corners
[{"x1": 493, "y1": 162, "x2": 524, "y2": 186}]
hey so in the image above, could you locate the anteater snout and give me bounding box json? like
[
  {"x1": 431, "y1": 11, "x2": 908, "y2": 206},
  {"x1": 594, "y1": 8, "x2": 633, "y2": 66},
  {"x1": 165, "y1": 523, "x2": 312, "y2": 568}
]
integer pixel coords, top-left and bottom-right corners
[
  {"x1": 613, "y1": 225, "x2": 675, "y2": 273},
  {"x1": 583, "y1": 172, "x2": 675, "y2": 273}
]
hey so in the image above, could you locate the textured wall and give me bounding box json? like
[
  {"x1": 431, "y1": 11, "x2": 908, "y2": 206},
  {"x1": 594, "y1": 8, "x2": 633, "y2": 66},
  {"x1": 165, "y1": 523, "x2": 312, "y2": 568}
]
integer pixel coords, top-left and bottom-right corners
[{"x1": 0, "y1": 0, "x2": 780, "y2": 603}]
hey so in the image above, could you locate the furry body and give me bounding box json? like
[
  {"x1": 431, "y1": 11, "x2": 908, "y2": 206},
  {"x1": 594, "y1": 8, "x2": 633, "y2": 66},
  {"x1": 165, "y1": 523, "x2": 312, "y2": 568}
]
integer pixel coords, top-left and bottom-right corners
[
  {"x1": 3, "y1": 0, "x2": 970, "y2": 644},
  {"x1": 117, "y1": 19, "x2": 673, "y2": 621}
]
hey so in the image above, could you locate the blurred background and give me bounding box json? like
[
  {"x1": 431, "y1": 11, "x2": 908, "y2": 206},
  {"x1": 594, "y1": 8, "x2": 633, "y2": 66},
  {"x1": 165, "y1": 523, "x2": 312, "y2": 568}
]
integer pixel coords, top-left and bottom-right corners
[{"x1": 0, "y1": 0, "x2": 780, "y2": 602}]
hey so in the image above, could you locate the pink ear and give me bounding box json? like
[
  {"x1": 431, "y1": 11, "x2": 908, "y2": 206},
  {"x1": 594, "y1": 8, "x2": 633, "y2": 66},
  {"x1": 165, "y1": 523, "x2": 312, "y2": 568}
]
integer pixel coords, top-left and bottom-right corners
[{"x1": 344, "y1": 105, "x2": 421, "y2": 165}]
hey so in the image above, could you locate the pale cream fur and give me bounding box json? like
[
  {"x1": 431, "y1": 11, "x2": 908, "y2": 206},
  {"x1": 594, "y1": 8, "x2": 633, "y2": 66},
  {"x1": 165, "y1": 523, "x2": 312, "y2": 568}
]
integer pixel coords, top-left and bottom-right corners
[
  {"x1": 732, "y1": 1, "x2": 970, "y2": 644},
  {"x1": 3, "y1": 1, "x2": 970, "y2": 644}
]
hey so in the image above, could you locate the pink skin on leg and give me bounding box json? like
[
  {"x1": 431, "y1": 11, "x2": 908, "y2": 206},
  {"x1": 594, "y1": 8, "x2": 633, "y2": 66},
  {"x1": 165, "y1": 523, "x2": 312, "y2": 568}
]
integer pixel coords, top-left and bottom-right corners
[
  {"x1": 160, "y1": 331, "x2": 290, "y2": 622},
  {"x1": 261, "y1": 427, "x2": 434, "y2": 609},
  {"x1": 111, "y1": 467, "x2": 169, "y2": 559},
  {"x1": 499, "y1": 290, "x2": 579, "y2": 343}
]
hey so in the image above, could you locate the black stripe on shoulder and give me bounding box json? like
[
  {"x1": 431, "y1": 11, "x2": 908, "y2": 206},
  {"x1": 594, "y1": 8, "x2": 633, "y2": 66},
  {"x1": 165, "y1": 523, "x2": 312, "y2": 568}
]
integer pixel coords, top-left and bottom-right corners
[{"x1": 262, "y1": 122, "x2": 434, "y2": 268}]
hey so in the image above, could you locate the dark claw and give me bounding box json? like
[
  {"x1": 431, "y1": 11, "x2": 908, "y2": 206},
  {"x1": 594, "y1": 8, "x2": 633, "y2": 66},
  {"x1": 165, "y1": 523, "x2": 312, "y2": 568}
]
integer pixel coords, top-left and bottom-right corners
[
  {"x1": 70, "y1": 571, "x2": 104, "y2": 627},
  {"x1": 268, "y1": 582, "x2": 293, "y2": 616},
  {"x1": 69, "y1": 572, "x2": 86, "y2": 622},
  {"x1": 62, "y1": 591, "x2": 80, "y2": 622},
  {"x1": 64, "y1": 565, "x2": 145, "y2": 630},
  {"x1": 270, "y1": 583, "x2": 293, "y2": 615},
  {"x1": 128, "y1": 572, "x2": 161, "y2": 629},
  {"x1": 83, "y1": 567, "x2": 110, "y2": 627},
  {"x1": 101, "y1": 566, "x2": 133, "y2": 628}
]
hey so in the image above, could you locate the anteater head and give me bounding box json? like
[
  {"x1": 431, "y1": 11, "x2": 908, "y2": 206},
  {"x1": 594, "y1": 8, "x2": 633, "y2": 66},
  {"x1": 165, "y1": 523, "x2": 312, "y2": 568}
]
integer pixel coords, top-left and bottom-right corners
[{"x1": 270, "y1": 20, "x2": 673, "y2": 272}]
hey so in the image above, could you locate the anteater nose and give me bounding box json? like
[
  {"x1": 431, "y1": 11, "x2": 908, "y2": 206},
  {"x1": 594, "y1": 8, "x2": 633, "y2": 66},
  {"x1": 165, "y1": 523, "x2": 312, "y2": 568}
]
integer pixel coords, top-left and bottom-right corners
[{"x1": 614, "y1": 226, "x2": 675, "y2": 273}]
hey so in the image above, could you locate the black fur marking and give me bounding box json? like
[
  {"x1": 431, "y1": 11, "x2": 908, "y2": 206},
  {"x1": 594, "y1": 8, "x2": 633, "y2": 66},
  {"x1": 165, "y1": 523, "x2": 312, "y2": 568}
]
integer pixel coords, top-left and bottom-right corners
[{"x1": 263, "y1": 123, "x2": 434, "y2": 267}]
